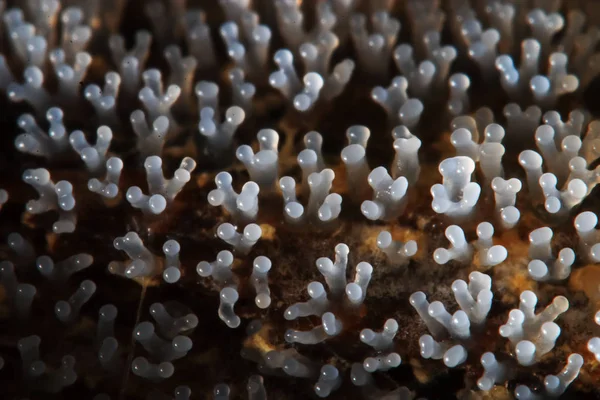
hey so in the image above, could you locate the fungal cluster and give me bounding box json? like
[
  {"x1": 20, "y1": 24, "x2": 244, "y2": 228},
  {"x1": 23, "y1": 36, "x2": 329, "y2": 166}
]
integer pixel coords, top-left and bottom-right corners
[{"x1": 1, "y1": 0, "x2": 600, "y2": 399}]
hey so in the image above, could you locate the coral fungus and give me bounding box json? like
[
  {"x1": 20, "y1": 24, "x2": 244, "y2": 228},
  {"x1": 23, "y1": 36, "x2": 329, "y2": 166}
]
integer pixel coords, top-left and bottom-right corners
[{"x1": 2, "y1": 0, "x2": 600, "y2": 399}]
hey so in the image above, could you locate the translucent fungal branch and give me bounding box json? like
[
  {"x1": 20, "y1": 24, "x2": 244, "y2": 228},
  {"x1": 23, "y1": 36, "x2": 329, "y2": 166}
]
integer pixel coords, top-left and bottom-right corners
[
  {"x1": 229, "y1": 68, "x2": 256, "y2": 114},
  {"x1": 108, "y1": 232, "x2": 158, "y2": 279},
  {"x1": 574, "y1": 211, "x2": 600, "y2": 263},
  {"x1": 279, "y1": 169, "x2": 341, "y2": 226},
  {"x1": 199, "y1": 106, "x2": 245, "y2": 152},
  {"x1": 220, "y1": 19, "x2": 271, "y2": 81},
  {"x1": 376, "y1": 230, "x2": 417, "y2": 266},
  {"x1": 503, "y1": 103, "x2": 542, "y2": 146},
  {"x1": 139, "y1": 69, "x2": 181, "y2": 125},
  {"x1": 236, "y1": 131, "x2": 279, "y2": 191},
  {"x1": 361, "y1": 319, "x2": 398, "y2": 352},
  {"x1": 518, "y1": 148, "x2": 588, "y2": 218},
  {"x1": 491, "y1": 177, "x2": 522, "y2": 230},
  {"x1": 17, "y1": 335, "x2": 78, "y2": 393},
  {"x1": 568, "y1": 157, "x2": 600, "y2": 198},
  {"x1": 450, "y1": 123, "x2": 504, "y2": 160},
  {"x1": 393, "y1": 31, "x2": 458, "y2": 90},
  {"x1": 69, "y1": 126, "x2": 113, "y2": 175},
  {"x1": 515, "y1": 354, "x2": 584, "y2": 398},
  {"x1": 322, "y1": 58, "x2": 356, "y2": 102},
  {"x1": 4, "y1": 8, "x2": 49, "y2": 67},
  {"x1": 133, "y1": 321, "x2": 193, "y2": 361},
  {"x1": 251, "y1": 256, "x2": 272, "y2": 309},
  {"x1": 175, "y1": 386, "x2": 192, "y2": 400},
  {"x1": 131, "y1": 357, "x2": 174, "y2": 382},
  {"x1": 150, "y1": 302, "x2": 198, "y2": 339},
  {"x1": 317, "y1": 243, "x2": 349, "y2": 299},
  {"x1": 544, "y1": 353, "x2": 584, "y2": 396},
  {"x1": 7, "y1": 66, "x2": 50, "y2": 115},
  {"x1": 57, "y1": 7, "x2": 92, "y2": 63},
  {"x1": 126, "y1": 156, "x2": 196, "y2": 215},
  {"x1": 587, "y1": 311, "x2": 600, "y2": 361},
  {"x1": 447, "y1": 73, "x2": 470, "y2": 116},
  {"x1": 217, "y1": 223, "x2": 261, "y2": 255},
  {"x1": 350, "y1": 363, "x2": 415, "y2": 399},
  {"x1": 109, "y1": 30, "x2": 151, "y2": 95},
  {"x1": 538, "y1": 173, "x2": 587, "y2": 217},
  {"x1": 346, "y1": 124, "x2": 370, "y2": 152},
  {"x1": 410, "y1": 291, "x2": 447, "y2": 340},
  {"x1": 419, "y1": 335, "x2": 467, "y2": 368},
  {"x1": 208, "y1": 172, "x2": 259, "y2": 224},
  {"x1": 314, "y1": 365, "x2": 341, "y2": 398},
  {"x1": 363, "y1": 353, "x2": 401, "y2": 373},
  {"x1": 18, "y1": 334, "x2": 42, "y2": 376},
  {"x1": 543, "y1": 109, "x2": 587, "y2": 144},
  {"x1": 0, "y1": 261, "x2": 37, "y2": 319},
  {"x1": 15, "y1": 108, "x2": 68, "y2": 159},
  {"x1": 413, "y1": 272, "x2": 493, "y2": 366},
  {"x1": 269, "y1": 44, "x2": 355, "y2": 112},
  {"x1": 304, "y1": 130, "x2": 326, "y2": 170},
  {"x1": 97, "y1": 304, "x2": 118, "y2": 345},
  {"x1": 530, "y1": 52, "x2": 579, "y2": 109},
  {"x1": 7, "y1": 232, "x2": 35, "y2": 264},
  {"x1": 0, "y1": 54, "x2": 15, "y2": 91},
  {"x1": 451, "y1": 124, "x2": 506, "y2": 184},
  {"x1": 197, "y1": 250, "x2": 235, "y2": 287},
  {"x1": 391, "y1": 45, "x2": 436, "y2": 100},
  {"x1": 467, "y1": 26, "x2": 500, "y2": 80},
  {"x1": 346, "y1": 261, "x2": 373, "y2": 307},
  {"x1": 451, "y1": 272, "x2": 494, "y2": 326},
  {"x1": 528, "y1": 227, "x2": 575, "y2": 281},
  {"x1": 518, "y1": 149, "x2": 545, "y2": 202},
  {"x1": 247, "y1": 375, "x2": 267, "y2": 400},
  {"x1": 341, "y1": 142, "x2": 370, "y2": 202},
  {"x1": 474, "y1": 222, "x2": 508, "y2": 269},
  {"x1": 392, "y1": 130, "x2": 421, "y2": 184},
  {"x1": 534, "y1": 124, "x2": 582, "y2": 183},
  {"x1": 268, "y1": 49, "x2": 301, "y2": 100},
  {"x1": 99, "y1": 337, "x2": 119, "y2": 371},
  {"x1": 130, "y1": 111, "x2": 169, "y2": 160},
  {"x1": 526, "y1": 8, "x2": 564, "y2": 54},
  {"x1": 350, "y1": 11, "x2": 400, "y2": 77},
  {"x1": 431, "y1": 156, "x2": 480, "y2": 218},
  {"x1": 55, "y1": 280, "x2": 97, "y2": 323},
  {"x1": 274, "y1": 0, "x2": 335, "y2": 51},
  {"x1": 371, "y1": 76, "x2": 424, "y2": 128},
  {"x1": 214, "y1": 383, "x2": 231, "y2": 400},
  {"x1": 162, "y1": 240, "x2": 182, "y2": 284},
  {"x1": 88, "y1": 157, "x2": 123, "y2": 199},
  {"x1": 36, "y1": 253, "x2": 93, "y2": 283},
  {"x1": 84, "y1": 71, "x2": 121, "y2": 127},
  {"x1": 565, "y1": 14, "x2": 600, "y2": 75},
  {"x1": 500, "y1": 291, "x2": 569, "y2": 365},
  {"x1": 581, "y1": 121, "x2": 600, "y2": 165},
  {"x1": 285, "y1": 311, "x2": 343, "y2": 344},
  {"x1": 361, "y1": 167, "x2": 408, "y2": 221},
  {"x1": 477, "y1": 352, "x2": 507, "y2": 391},
  {"x1": 164, "y1": 45, "x2": 197, "y2": 104},
  {"x1": 496, "y1": 39, "x2": 543, "y2": 100},
  {"x1": 259, "y1": 348, "x2": 317, "y2": 378},
  {"x1": 434, "y1": 225, "x2": 472, "y2": 265},
  {"x1": 22, "y1": 168, "x2": 77, "y2": 233},
  {"x1": 194, "y1": 80, "x2": 219, "y2": 116},
  {"x1": 183, "y1": 9, "x2": 216, "y2": 70},
  {"x1": 219, "y1": 287, "x2": 241, "y2": 328},
  {"x1": 284, "y1": 282, "x2": 330, "y2": 320},
  {"x1": 49, "y1": 50, "x2": 92, "y2": 105}
]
